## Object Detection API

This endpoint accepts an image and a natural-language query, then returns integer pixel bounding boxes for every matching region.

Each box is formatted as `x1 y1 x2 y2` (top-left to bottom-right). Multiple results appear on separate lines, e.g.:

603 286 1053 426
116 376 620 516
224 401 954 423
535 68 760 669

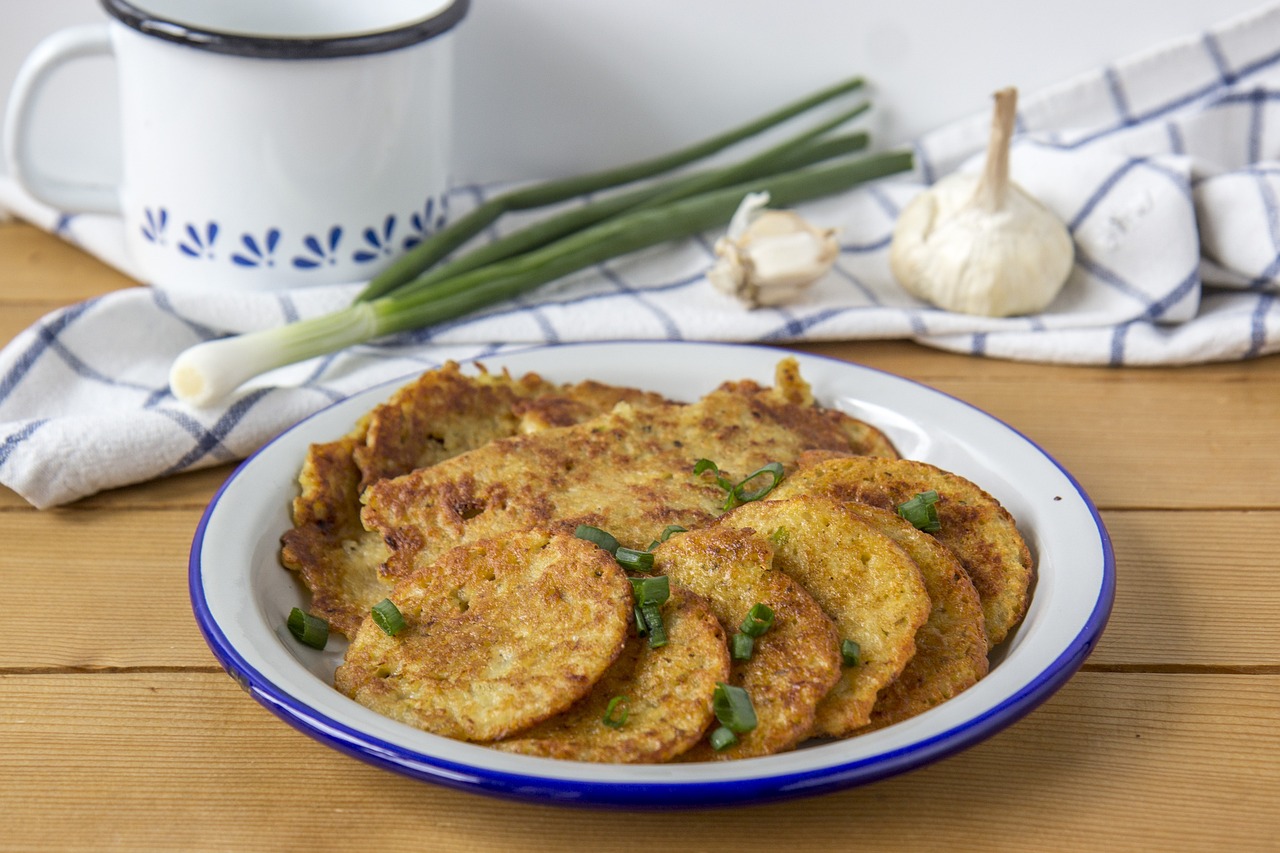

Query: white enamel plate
190 341 1114 807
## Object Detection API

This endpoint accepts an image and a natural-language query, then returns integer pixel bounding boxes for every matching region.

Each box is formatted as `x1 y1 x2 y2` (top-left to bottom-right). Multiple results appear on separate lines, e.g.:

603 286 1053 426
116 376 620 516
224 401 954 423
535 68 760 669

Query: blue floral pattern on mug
136 192 450 275
179 222 219 260
403 196 449 250
353 215 397 264
141 207 168 245
293 226 343 269
232 229 282 268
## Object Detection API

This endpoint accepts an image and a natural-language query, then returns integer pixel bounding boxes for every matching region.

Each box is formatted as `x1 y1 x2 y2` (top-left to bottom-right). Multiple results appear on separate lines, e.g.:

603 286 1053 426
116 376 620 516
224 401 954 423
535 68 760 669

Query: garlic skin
889 88 1074 317
708 192 840 308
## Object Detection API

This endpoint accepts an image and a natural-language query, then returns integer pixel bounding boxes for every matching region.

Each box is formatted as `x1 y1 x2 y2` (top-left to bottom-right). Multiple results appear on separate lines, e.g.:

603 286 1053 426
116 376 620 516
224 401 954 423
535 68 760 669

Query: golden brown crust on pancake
280 433 393 637
493 586 729 763
281 362 668 637
653 526 842 760
361 366 902 585
713 496 932 736
775 456 1033 646
353 362 560 492
512 380 668 433
361 401 725 583
839 504 989 729
334 530 631 742
709 358 899 462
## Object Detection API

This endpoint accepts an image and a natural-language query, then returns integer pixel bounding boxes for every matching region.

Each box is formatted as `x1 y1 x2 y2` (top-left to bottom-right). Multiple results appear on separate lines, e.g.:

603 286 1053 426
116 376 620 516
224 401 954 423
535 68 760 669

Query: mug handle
3 23 119 215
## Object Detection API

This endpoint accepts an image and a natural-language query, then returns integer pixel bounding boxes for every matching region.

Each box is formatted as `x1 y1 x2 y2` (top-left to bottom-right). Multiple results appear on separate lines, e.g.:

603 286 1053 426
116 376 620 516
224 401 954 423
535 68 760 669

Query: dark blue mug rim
99 0 469 59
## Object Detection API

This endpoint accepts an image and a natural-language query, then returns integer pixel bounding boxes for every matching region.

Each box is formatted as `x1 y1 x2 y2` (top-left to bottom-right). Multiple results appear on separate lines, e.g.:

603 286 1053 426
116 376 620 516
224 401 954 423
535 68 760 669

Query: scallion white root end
169 303 380 407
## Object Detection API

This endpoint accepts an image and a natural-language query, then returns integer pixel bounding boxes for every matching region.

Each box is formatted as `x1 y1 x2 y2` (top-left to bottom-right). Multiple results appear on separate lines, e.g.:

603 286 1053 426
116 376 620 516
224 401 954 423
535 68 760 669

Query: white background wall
0 0 1271 187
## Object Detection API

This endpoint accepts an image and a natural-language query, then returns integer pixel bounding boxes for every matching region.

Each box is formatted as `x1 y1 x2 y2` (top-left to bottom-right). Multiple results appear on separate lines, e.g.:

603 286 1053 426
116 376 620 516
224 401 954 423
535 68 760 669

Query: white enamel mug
3 0 467 291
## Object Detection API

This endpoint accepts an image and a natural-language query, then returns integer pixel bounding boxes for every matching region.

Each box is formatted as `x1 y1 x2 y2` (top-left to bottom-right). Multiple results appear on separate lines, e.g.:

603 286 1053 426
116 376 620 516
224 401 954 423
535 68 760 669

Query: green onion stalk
392 128 873 308
170 148 912 405
355 75 867 303
169 76 913 405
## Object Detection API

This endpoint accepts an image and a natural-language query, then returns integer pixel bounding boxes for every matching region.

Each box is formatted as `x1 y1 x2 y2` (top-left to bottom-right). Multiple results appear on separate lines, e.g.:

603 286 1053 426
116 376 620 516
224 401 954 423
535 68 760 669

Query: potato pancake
774 456 1033 645
712 496 932 736
493 586 729 763
353 364 667 491
704 358 898 463
334 530 631 742
281 361 664 636
839 504 989 729
274 357 1038 763
652 526 842 760
361 359 899 585
279 432 394 638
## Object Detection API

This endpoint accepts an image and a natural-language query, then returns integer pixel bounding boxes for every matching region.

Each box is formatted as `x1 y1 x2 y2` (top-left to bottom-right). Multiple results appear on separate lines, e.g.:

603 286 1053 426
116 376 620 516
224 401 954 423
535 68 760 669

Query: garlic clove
709 192 841 308
889 87 1074 318
725 191 771 240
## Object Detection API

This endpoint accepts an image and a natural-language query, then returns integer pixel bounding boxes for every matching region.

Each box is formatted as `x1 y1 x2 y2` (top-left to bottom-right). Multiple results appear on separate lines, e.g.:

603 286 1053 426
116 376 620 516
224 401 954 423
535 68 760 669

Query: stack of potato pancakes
280 358 1032 763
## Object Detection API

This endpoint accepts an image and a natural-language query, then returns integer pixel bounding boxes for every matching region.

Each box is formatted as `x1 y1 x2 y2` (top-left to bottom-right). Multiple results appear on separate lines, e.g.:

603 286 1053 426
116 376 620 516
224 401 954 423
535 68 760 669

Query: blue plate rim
188 340 1116 809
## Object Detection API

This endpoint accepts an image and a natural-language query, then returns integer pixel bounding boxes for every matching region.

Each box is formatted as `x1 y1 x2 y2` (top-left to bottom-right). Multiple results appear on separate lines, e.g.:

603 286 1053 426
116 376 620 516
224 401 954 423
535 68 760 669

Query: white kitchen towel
2 2 1280 507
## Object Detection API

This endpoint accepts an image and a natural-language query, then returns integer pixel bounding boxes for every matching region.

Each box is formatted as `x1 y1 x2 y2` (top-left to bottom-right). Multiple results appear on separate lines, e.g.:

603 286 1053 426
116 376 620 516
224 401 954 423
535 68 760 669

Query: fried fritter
652 526 842 760
492 586 729 763
841 504 989 729
774 456 1032 645
353 365 667 491
361 359 899 584
280 361 665 636
334 529 632 742
279 432 395 638
511 380 670 435
708 357 898 462
712 496 931 736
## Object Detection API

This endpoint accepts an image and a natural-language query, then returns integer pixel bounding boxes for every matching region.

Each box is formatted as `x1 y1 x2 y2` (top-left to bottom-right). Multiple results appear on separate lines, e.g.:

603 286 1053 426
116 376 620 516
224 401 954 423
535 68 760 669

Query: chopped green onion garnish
630 577 670 648
768 526 790 547
712 682 758 734
575 524 620 554
371 598 407 636
709 725 739 751
897 490 942 533
841 639 862 667
733 462 786 506
615 546 655 572
647 524 688 550
693 458 736 493
286 607 329 650
629 575 670 606
641 602 668 648
577 525 661 572
731 632 755 661
695 458 787 510
692 458 720 476
602 696 629 729
739 602 775 638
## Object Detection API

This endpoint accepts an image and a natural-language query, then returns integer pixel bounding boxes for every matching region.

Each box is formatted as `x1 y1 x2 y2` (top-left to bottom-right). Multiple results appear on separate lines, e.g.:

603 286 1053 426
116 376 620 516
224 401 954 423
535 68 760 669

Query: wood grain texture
0 507 214 670
0 222 136 301
4 507 1276 671
796 345 1280 511
1 218 1278 853
1087 511 1280 668
0 671 1275 852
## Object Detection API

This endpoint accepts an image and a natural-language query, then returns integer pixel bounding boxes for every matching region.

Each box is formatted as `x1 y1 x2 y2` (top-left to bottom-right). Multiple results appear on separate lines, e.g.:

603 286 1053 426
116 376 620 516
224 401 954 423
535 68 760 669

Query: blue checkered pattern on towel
2 2 1280 507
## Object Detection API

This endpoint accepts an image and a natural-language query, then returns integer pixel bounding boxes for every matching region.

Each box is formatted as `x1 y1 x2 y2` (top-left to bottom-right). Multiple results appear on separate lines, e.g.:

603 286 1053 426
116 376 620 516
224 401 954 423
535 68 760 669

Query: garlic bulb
889 87 1074 317
708 192 840 308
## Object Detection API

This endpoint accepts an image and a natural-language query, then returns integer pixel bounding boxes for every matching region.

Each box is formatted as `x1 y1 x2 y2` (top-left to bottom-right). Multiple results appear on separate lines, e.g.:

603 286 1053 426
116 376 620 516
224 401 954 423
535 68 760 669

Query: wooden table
2 220 1277 852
